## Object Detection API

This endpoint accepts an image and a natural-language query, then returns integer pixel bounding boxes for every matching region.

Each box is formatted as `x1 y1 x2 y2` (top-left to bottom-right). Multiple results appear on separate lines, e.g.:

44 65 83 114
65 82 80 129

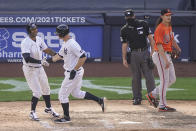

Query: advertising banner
0 14 104 25
0 26 103 62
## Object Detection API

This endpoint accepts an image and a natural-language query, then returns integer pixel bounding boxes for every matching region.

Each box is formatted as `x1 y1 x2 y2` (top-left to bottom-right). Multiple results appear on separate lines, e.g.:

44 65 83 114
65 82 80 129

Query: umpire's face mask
126 18 137 26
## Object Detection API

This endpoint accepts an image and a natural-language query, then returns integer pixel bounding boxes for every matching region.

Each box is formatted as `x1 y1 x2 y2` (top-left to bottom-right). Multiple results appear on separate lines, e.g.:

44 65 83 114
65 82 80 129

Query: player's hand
41 57 49 67
165 60 170 69
123 59 128 68
69 70 76 80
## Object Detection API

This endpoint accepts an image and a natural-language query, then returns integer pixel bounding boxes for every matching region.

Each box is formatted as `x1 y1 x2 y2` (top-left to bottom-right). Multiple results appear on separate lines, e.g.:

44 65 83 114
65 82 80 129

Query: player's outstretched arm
43 48 57 56
47 54 62 63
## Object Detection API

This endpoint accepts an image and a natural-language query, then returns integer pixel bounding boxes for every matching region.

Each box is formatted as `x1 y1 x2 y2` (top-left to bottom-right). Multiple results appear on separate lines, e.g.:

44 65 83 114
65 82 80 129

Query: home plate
119 121 142 124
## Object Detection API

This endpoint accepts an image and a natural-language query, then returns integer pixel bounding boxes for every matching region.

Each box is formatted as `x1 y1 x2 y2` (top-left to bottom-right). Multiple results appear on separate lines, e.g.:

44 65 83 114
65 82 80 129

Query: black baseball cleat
133 99 141 105
146 93 159 108
99 97 105 112
54 116 71 124
159 106 176 112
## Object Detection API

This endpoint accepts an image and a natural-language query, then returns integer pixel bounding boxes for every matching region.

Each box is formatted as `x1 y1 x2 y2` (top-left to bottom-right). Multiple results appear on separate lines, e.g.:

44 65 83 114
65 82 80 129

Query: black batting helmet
55 24 69 37
26 23 37 34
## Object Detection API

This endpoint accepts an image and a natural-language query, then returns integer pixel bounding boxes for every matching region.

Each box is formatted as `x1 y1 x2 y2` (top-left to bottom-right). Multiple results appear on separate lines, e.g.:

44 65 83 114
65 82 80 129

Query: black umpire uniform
120 9 156 105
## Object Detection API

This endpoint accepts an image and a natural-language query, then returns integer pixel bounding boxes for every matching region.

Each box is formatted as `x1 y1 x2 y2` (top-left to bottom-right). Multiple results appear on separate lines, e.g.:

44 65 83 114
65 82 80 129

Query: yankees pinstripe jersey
58 38 85 71
21 36 47 67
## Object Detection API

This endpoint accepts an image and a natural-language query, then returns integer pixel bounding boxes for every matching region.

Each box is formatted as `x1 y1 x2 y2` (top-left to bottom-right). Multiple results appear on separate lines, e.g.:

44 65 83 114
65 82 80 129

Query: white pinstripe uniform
21 36 50 98
58 38 86 103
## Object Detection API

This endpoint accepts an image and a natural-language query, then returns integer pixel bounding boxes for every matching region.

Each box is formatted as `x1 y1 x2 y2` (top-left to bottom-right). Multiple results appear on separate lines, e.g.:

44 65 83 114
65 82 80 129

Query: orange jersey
154 23 174 52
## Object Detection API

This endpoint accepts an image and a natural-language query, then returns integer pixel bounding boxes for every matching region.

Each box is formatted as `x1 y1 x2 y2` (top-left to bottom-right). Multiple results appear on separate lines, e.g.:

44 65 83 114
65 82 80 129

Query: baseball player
149 9 181 112
21 23 59 121
47 24 105 123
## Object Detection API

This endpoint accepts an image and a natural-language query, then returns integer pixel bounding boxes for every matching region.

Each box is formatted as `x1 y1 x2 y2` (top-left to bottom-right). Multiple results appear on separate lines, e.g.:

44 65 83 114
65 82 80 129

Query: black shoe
146 93 159 108
99 97 105 112
159 106 176 112
133 99 141 105
54 116 71 123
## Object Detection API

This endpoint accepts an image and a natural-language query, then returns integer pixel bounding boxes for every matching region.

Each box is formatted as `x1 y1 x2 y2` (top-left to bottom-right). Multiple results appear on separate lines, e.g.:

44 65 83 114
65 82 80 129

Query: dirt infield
0 62 196 77
0 100 196 131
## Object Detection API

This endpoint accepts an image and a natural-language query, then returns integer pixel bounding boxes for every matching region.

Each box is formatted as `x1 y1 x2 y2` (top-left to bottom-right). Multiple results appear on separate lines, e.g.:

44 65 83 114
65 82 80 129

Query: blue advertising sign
0 14 104 25
0 26 103 62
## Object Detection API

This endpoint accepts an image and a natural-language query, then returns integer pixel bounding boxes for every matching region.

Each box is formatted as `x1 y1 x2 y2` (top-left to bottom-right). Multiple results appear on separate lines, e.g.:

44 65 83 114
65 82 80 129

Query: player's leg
39 67 59 117
131 52 142 105
151 52 160 96
155 53 175 111
155 53 168 107
22 66 42 121
55 73 75 123
70 68 105 112
168 59 176 87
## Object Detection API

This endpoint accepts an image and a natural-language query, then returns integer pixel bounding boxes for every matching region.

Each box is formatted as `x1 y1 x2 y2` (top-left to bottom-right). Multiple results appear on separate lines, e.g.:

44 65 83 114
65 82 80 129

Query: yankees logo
64 48 68 55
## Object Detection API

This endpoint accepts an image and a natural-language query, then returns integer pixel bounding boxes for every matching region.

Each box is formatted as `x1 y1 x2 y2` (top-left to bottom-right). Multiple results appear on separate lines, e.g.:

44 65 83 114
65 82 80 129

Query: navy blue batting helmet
55 24 69 37
26 23 37 34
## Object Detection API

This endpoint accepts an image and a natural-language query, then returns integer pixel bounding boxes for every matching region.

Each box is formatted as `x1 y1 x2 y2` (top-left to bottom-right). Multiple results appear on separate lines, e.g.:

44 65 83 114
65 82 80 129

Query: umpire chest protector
121 19 150 49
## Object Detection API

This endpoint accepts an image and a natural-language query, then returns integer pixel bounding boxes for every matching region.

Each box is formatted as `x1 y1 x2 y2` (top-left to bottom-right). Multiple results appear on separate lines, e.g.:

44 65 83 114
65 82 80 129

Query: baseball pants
152 52 176 108
58 68 86 103
22 65 50 99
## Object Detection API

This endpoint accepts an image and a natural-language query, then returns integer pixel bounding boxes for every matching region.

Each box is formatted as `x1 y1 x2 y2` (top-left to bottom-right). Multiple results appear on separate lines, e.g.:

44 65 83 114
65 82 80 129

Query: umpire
121 9 156 105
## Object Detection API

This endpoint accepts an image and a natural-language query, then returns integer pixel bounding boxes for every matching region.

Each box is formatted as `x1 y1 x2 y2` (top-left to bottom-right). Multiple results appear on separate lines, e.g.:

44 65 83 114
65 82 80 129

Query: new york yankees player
47 24 105 123
21 23 59 121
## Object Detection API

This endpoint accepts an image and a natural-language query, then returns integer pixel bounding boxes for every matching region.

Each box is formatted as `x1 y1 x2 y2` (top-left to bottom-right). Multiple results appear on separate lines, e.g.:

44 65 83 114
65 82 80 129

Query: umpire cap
55 24 69 37
124 9 134 17
26 23 37 34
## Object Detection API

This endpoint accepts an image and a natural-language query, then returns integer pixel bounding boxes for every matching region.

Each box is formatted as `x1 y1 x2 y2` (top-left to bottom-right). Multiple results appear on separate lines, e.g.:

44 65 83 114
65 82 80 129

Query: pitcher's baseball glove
171 49 181 59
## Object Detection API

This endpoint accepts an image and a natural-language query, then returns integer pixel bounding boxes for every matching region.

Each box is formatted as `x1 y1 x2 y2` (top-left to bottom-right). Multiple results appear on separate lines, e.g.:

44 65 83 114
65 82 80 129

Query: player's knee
42 89 50 95
33 92 42 99
172 76 176 83
71 91 86 99
58 95 69 103
170 76 176 85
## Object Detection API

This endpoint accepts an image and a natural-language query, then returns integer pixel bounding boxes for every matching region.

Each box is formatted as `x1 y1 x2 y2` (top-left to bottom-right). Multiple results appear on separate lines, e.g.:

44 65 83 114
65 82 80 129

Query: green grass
0 77 195 101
